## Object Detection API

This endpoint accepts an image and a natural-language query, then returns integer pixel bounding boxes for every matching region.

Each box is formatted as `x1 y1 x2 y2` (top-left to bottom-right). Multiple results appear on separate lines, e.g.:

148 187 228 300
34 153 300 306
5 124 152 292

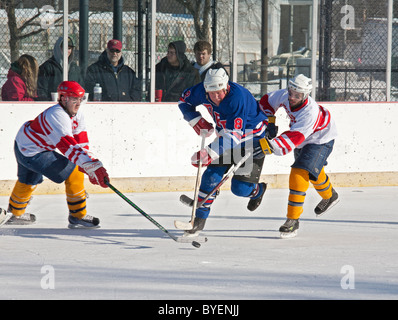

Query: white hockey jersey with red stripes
259 89 337 156
15 104 94 167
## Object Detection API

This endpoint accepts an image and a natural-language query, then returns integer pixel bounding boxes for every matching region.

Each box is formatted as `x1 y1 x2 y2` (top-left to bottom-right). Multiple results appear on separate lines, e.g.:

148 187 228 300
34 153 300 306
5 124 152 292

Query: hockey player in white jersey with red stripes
0 81 109 228
257 74 339 238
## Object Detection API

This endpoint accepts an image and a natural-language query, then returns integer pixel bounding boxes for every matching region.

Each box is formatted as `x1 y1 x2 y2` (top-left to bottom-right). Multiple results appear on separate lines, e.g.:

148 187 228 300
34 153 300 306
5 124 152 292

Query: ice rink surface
1 186 397 300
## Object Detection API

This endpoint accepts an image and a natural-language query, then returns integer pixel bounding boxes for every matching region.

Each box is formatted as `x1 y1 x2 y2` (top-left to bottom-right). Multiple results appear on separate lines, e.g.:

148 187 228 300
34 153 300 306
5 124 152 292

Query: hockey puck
192 241 201 248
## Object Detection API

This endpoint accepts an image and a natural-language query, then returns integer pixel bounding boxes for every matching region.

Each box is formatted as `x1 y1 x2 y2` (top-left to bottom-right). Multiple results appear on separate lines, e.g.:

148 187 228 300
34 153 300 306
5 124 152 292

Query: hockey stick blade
174 219 193 230
180 194 194 207
176 235 208 244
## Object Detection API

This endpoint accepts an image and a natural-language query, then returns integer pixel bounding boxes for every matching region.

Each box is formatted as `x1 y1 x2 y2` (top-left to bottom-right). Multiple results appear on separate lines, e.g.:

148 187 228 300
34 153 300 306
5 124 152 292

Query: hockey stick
174 135 206 231
105 179 205 248
178 151 252 209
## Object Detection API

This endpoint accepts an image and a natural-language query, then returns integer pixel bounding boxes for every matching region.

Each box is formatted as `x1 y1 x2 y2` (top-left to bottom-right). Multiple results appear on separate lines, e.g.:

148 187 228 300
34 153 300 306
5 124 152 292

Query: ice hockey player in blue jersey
178 68 269 235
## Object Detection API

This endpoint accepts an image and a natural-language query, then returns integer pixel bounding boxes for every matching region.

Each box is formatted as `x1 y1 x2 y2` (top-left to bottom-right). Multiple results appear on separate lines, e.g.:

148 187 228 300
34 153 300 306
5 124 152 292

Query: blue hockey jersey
178 81 267 158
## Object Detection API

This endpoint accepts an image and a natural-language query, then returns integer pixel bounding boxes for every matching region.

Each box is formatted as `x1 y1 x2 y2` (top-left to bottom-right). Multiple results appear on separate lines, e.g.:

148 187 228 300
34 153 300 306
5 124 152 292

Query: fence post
386 0 393 101
261 0 268 94
231 0 238 82
311 0 318 99
150 0 156 103
79 0 89 78
212 0 217 62
63 0 69 81
138 0 144 88
113 0 123 41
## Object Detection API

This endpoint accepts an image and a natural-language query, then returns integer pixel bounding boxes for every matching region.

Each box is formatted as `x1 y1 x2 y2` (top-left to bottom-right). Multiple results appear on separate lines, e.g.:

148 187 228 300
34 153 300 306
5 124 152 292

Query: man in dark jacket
155 41 200 102
37 37 84 101
85 39 141 102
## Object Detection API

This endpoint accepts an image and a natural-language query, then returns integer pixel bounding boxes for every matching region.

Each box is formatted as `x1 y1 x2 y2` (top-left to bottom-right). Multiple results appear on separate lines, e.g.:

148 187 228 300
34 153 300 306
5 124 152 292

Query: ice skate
183 217 206 237
0 208 12 226
279 218 299 239
6 212 36 225
314 188 339 217
68 214 100 229
247 183 267 211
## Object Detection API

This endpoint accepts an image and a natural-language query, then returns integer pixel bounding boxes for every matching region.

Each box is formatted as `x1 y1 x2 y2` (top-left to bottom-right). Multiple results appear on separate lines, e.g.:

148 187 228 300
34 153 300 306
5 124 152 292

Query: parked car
267 52 308 79
242 48 311 82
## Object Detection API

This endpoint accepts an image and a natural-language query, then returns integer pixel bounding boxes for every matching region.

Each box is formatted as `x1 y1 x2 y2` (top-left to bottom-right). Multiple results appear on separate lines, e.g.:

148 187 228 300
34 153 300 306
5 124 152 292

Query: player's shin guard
287 168 310 220
65 166 87 219
195 189 217 219
311 167 333 200
8 180 37 216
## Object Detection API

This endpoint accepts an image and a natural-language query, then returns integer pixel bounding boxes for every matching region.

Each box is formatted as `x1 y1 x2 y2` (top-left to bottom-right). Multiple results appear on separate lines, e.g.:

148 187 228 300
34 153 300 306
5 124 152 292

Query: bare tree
1 0 63 62
174 0 212 41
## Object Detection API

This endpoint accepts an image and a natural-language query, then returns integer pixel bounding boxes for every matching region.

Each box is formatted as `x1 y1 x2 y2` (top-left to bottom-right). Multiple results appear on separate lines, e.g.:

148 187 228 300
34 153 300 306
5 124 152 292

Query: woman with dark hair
1 54 38 101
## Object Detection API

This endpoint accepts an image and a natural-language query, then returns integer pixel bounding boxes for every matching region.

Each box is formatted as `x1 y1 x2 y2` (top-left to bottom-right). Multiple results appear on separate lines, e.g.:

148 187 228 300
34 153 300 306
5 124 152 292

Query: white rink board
0 101 397 180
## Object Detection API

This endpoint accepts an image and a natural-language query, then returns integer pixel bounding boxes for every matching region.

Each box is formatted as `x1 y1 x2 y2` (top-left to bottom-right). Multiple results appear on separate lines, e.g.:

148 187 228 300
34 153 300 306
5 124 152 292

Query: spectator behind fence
85 39 141 102
1 54 38 101
37 36 83 101
193 40 225 81
155 41 200 102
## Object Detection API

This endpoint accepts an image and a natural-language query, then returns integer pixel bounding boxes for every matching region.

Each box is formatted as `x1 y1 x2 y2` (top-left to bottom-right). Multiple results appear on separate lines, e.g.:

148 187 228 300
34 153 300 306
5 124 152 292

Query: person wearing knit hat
155 41 200 102
37 36 83 101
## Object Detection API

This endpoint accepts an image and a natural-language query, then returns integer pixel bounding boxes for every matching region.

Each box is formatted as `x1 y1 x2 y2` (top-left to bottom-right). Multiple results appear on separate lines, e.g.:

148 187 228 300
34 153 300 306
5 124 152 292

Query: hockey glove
191 148 214 167
265 116 278 139
80 160 109 188
189 116 214 137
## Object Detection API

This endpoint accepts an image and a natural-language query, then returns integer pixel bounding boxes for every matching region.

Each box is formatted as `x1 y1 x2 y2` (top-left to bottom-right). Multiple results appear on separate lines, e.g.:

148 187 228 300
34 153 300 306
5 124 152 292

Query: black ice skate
314 188 339 217
279 218 299 239
68 214 100 229
247 183 267 211
183 217 206 237
6 212 36 225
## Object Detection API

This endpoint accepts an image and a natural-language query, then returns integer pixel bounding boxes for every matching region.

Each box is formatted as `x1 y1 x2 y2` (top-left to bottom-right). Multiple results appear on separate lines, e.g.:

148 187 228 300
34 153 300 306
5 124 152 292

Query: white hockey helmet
204 68 229 92
288 74 312 98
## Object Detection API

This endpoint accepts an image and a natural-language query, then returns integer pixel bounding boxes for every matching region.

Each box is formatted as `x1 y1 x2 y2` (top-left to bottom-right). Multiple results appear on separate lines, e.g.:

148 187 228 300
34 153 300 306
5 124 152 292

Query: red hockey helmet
57 81 85 98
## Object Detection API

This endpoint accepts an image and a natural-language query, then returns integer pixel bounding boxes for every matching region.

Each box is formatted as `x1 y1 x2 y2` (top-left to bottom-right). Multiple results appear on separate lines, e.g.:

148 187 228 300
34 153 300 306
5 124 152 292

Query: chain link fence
237 2 313 99
0 0 217 101
318 0 398 101
0 0 397 102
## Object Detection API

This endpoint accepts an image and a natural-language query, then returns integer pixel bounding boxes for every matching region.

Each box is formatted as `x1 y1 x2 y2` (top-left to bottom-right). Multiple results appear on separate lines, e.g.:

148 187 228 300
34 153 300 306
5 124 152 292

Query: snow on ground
0 186 397 300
